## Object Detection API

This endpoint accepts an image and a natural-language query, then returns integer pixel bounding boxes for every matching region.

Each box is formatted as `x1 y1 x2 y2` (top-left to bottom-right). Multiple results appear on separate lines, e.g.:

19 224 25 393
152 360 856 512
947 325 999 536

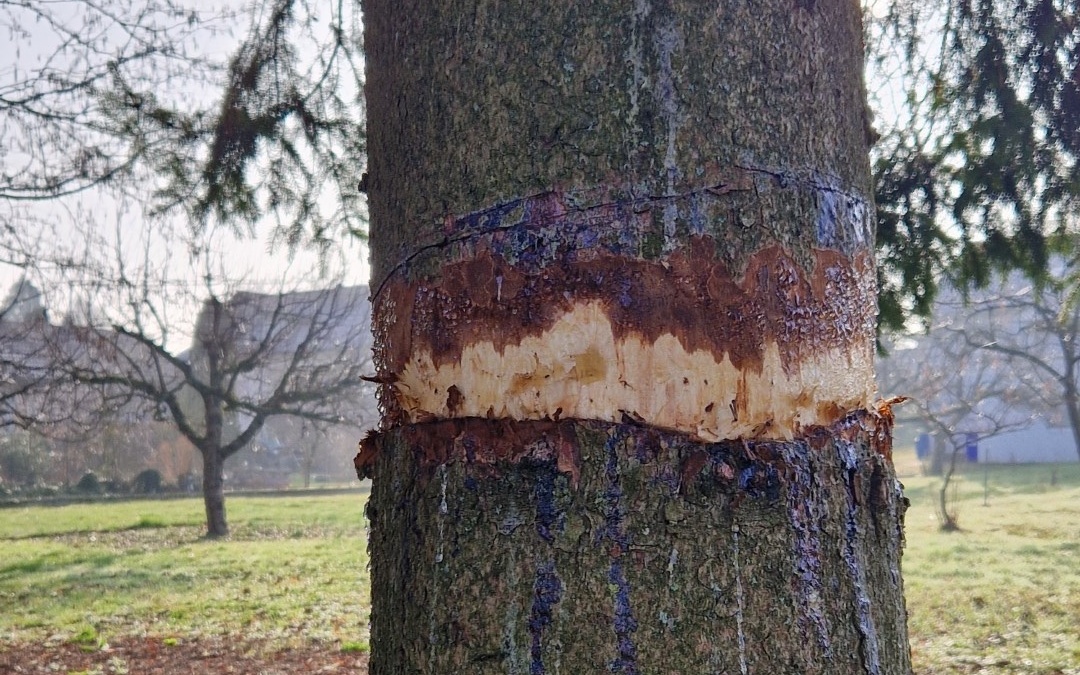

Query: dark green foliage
131 469 164 494
142 0 368 249
76 472 102 494
0 446 45 488
872 0 1080 332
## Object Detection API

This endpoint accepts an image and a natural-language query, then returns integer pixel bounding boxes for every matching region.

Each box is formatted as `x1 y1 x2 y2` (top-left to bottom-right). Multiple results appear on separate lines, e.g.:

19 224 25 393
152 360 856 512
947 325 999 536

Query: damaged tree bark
361 0 911 672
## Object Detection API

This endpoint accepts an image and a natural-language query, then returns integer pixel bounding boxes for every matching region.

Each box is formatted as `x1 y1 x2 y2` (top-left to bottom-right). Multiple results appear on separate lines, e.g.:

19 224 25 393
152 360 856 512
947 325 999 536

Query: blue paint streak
608 559 639 674
528 462 567 674
783 443 833 657
596 430 639 674
738 466 755 491
534 464 564 543
816 190 839 247
451 198 524 236
688 193 707 235
529 560 564 675
837 441 882 675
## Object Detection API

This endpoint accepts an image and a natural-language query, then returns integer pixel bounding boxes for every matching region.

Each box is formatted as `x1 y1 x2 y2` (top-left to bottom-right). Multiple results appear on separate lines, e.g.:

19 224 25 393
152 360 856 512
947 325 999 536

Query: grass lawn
899 458 1080 674
0 491 372 671
0 461 1077 674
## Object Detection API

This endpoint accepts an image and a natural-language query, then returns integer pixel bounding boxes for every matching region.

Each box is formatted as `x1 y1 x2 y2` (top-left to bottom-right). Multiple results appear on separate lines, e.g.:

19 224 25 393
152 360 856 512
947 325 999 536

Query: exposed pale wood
393 300 875 441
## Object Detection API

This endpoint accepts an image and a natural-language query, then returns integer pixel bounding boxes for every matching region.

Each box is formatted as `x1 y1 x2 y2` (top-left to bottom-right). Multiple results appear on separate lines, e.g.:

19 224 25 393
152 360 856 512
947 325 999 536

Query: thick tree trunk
201 447 229 538
362 0 911 672
369 418 907 674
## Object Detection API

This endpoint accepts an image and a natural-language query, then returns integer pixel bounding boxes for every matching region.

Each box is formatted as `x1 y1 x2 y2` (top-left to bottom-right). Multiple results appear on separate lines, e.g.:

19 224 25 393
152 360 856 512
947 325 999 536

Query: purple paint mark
618 278 634 309
599 429 640 675
579 228 600 249
376 165 876 305
735 455 781 500
529 560 563 675
837 441 882 675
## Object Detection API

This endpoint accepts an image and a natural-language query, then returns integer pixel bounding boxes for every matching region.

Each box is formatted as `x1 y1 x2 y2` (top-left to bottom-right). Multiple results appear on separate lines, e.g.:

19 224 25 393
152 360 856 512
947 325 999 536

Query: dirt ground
0 636 369 674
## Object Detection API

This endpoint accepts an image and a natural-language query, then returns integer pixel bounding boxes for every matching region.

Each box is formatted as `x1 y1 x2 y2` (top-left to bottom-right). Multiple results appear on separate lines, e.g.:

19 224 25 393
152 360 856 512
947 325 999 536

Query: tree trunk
1063 383 1080 463
368 418 908 673
363 0 911 672
937 442 962 531
202 395 229 538
201 447 229 538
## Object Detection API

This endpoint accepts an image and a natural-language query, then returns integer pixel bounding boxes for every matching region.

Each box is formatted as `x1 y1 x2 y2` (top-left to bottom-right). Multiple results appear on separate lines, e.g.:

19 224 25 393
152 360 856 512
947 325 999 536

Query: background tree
877 315 1044 529
21 223 375 537
867 0 1080 330
954 271 1080 462
3 0 369 524
362 0 909 672
1 0 366 253
0 0 230 203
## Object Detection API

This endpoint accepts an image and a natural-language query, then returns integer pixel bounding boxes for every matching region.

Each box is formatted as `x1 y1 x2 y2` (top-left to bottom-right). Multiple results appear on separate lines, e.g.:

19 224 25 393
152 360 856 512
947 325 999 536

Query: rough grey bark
367 418 908 674
364 0 874 286
362 0 911 672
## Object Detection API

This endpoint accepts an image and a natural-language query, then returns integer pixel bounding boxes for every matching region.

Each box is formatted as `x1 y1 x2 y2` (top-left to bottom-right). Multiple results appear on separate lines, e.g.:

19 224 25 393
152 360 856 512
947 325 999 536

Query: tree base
366 415 912 674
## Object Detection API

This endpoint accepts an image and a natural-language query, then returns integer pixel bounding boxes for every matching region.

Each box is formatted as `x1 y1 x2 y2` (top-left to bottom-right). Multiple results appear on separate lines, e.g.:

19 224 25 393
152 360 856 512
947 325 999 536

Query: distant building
976 422 1078 464
1 279 379 490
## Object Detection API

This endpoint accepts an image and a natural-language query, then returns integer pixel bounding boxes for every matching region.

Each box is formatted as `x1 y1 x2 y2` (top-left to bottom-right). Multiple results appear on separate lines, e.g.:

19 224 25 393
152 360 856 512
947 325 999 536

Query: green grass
1 461 1077 674
898 455 1080 674
0 492 370 649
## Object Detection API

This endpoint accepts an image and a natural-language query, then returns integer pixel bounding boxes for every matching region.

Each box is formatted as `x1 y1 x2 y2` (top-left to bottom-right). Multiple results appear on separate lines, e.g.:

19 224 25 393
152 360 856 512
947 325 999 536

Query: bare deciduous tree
16 223 374 536
2 0 366 250
878 303 1047 530
956 273 1080 463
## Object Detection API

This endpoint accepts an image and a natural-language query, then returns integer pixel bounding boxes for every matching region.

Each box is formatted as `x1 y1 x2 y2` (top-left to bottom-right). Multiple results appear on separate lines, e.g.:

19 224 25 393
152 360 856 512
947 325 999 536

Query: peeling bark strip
372 181 877 441
366 417 911 674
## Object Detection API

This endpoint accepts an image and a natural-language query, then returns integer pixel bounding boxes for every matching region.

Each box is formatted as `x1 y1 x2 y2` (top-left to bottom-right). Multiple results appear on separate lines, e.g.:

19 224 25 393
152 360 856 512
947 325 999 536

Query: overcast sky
0 0 371 349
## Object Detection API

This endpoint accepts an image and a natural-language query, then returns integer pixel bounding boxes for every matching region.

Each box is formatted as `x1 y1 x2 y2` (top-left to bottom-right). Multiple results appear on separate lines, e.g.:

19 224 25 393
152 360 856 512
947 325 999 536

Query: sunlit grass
1 461 1077 674
0 492 370 648
899 454 1080 674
